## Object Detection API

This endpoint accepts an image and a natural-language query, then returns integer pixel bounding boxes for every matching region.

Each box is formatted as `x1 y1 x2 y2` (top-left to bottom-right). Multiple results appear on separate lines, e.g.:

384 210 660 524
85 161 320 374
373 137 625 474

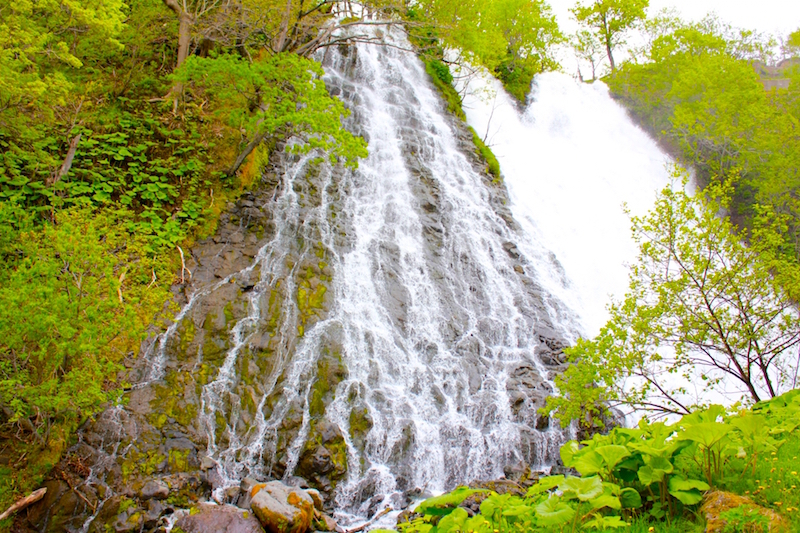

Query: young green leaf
560 475 604 501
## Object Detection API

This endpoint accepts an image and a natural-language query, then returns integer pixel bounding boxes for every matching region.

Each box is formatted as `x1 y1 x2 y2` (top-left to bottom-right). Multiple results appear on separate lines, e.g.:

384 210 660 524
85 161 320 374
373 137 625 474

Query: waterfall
59 23 682 533
143 24 585 523
460 72 674 336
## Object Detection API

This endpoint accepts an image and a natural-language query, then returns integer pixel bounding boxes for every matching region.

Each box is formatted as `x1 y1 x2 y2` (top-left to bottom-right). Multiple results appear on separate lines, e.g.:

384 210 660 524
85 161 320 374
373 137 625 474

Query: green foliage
719 505 770 533
417 487 488 516
1 105 216 252
419 59 502 182
545 168 800 423
407 0 563 101
369 392 800 533
400 470 635 532
607 15 800 269
175 52 367 170
0 0 126 123
470 128 502 181
424 60 466 121
0 206 172 429
571 0 649 70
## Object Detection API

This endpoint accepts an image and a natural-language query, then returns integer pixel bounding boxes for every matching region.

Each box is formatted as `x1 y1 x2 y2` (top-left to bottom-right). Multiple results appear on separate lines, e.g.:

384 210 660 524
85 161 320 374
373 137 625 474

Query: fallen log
0 487 47 521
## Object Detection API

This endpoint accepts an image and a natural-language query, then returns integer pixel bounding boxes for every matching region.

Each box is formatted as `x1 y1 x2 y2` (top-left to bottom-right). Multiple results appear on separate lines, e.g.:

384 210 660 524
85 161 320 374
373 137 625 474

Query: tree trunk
275 0 294 52
177 13 193 69
605 41 615 71
228 132 265 176
163 0 195 111
0 488 47 521
49 133 82 185
601 13 616 71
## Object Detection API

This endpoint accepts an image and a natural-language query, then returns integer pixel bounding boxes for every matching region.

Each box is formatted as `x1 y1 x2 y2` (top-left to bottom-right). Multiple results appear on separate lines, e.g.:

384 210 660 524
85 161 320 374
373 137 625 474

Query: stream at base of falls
25 24 678 533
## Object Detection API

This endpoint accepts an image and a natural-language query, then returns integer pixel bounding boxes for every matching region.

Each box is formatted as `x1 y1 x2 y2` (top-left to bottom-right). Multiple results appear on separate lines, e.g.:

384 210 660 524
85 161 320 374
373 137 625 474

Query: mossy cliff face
22 150 355 531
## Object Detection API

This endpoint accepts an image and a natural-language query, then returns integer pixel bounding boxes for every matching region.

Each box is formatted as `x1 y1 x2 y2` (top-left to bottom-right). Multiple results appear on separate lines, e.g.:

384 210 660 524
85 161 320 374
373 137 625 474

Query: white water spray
460 72 674 337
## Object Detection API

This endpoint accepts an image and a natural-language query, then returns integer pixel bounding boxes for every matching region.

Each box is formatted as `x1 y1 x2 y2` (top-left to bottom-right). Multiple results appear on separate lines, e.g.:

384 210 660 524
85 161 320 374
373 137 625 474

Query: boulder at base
249 481 315 533
175 503 264 533
700 491 787 532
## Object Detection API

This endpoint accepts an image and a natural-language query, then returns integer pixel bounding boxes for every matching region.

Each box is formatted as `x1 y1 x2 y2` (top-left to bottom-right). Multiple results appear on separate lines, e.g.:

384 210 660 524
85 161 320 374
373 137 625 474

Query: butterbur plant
397 474 634 533
390 393 800 532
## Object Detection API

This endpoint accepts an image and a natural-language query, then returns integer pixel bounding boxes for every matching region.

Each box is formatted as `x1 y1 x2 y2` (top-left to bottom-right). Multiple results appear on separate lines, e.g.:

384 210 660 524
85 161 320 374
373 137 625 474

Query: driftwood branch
0 488 47 521
61 476 95 513
228 131 265 176
345 507 391 533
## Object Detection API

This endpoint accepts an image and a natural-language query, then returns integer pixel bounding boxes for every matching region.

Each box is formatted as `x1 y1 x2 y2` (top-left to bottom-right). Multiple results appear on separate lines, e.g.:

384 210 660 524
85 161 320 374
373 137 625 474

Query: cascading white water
459 72 674 337
314 29 579 520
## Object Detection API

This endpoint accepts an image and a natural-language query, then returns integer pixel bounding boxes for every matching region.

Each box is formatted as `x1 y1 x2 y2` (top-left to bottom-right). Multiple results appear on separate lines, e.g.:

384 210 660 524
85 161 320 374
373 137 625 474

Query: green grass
623 516 702 533
469 127 502 181
719 432 800 532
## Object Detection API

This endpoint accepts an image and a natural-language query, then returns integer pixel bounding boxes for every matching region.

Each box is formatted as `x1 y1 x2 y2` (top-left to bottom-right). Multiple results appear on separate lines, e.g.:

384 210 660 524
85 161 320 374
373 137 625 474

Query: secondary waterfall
460 72 674 337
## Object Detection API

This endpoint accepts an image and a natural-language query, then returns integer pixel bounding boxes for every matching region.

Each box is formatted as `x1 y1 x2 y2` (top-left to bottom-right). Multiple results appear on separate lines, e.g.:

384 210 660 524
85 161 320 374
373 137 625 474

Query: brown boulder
175 503 264 533
249 481 315 533
700 491 787 532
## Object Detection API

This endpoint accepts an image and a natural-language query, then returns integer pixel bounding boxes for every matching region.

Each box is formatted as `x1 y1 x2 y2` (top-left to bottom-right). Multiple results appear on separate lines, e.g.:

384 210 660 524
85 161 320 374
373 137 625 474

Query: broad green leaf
501 504 534 518
602 482 621 496
668 477 709 506
668 477 709 492
435 507 468 532
418 487 485 516
669 489 704 506
535 497 576 526
463 515 493 533
571 450 605 476
526 475 564 497
560 440 580 467
595 445 631 470
730 414 763 438
637 457 673 485
620 488 643 509
583 515 630 530
647 455 674 473
676 422 731 449
588 494 621 510
560 475 603 501
479 493 513 519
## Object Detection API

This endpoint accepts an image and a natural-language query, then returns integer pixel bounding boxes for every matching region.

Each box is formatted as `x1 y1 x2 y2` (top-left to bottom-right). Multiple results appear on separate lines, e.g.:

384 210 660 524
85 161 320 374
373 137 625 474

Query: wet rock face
24 153 343 531
295 420 348 502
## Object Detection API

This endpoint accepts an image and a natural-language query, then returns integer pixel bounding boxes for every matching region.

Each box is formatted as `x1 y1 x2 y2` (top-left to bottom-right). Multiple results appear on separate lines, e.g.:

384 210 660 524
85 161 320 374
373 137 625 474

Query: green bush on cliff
0 205 172 430
470 128 502 181
0 204 176 516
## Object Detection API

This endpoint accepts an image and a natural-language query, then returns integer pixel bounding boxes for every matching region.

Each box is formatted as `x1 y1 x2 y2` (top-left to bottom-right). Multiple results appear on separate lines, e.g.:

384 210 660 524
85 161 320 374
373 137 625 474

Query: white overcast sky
548 0 800 38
